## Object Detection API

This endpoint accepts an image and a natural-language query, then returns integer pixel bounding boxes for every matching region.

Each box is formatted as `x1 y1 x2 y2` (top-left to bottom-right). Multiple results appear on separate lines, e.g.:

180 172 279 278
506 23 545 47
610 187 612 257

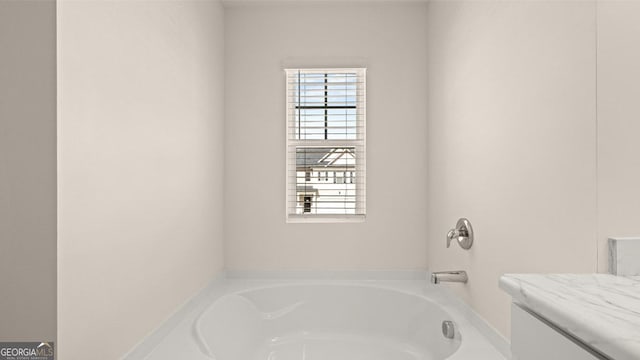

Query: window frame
285 68 367 223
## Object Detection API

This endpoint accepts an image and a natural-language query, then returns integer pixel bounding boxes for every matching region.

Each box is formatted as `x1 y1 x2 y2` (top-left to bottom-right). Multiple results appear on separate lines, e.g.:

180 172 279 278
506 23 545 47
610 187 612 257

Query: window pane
294 147 358 215
292 71 360 141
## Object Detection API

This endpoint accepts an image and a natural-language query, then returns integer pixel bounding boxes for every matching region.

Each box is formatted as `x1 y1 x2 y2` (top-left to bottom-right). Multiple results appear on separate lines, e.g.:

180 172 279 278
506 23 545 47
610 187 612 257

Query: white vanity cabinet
511 304 605 360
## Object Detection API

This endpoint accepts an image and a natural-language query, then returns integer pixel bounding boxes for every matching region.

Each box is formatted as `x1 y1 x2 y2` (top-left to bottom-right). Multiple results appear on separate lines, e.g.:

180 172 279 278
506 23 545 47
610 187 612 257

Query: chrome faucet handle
446 218 474 250
446 229 459 248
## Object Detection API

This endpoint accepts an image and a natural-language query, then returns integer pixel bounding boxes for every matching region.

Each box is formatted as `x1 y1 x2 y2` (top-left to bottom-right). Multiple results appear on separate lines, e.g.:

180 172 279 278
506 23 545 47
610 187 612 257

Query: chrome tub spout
431 271 468 284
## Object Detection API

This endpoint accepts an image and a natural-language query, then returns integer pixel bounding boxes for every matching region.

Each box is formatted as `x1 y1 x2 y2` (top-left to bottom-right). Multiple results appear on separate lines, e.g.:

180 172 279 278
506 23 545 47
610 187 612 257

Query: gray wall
0 0 57 342
58 1 226 358
224 3 429 271
427 1 597 338
427 0 640 339
596 1 640 272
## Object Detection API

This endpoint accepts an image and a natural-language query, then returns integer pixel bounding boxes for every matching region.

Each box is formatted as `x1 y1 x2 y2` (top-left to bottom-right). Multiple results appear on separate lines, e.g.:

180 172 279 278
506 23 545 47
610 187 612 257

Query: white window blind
286 68 366 222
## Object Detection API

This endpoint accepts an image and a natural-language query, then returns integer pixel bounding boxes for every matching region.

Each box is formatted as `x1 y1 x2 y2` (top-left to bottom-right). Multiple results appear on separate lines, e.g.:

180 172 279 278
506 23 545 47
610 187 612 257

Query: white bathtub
132 279 507 360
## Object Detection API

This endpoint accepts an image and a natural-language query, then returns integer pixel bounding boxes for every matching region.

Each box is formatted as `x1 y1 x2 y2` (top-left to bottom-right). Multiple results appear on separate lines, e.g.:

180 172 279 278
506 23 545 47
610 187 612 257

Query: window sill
286 214 366 224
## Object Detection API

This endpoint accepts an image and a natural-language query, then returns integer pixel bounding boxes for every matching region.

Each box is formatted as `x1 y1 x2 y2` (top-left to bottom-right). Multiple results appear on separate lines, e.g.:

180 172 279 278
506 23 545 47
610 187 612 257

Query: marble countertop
499 274 640 360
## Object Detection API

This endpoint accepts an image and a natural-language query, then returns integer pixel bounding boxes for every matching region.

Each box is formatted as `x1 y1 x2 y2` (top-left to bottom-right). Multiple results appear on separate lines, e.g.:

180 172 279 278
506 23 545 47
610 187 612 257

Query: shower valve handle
446 218 474 250
446 229 459 248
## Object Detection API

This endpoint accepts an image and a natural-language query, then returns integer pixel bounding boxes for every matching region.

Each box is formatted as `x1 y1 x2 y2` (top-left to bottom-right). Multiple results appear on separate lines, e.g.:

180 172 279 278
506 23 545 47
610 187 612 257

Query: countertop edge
498 273 640 360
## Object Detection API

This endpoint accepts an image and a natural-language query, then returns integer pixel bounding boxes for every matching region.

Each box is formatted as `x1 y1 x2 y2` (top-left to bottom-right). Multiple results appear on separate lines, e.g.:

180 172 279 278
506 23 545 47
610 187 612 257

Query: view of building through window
296 147 357 214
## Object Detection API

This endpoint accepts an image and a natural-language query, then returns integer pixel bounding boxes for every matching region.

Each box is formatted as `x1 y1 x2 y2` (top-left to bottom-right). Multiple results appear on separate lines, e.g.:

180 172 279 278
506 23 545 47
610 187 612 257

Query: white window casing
286 68 366 223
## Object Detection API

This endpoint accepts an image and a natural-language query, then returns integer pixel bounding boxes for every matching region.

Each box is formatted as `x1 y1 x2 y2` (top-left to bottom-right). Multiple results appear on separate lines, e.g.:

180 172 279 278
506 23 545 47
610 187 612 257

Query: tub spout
431 271 468 284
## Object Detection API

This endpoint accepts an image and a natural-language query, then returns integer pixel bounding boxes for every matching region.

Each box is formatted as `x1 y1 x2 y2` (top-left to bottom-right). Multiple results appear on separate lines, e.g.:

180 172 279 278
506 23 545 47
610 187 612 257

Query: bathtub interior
195 284 462 360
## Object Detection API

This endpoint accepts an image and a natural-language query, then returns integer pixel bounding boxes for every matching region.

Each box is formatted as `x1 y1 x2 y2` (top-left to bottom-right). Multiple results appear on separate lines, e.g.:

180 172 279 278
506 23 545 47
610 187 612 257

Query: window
286 68 366 222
